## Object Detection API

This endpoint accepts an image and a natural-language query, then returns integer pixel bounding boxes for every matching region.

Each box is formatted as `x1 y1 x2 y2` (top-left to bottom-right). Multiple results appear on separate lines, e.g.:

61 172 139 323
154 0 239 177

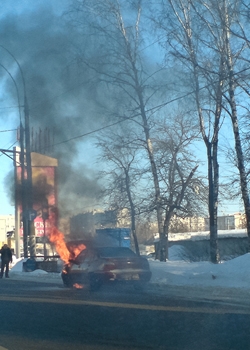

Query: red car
61 246 152 291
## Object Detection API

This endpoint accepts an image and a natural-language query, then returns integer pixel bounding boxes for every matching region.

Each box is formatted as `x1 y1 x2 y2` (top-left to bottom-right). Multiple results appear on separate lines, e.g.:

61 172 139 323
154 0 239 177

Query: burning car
61 246 152 291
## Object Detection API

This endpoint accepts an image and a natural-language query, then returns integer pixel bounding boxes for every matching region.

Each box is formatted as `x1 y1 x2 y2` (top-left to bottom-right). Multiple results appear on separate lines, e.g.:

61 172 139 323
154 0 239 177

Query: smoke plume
0 0 110 216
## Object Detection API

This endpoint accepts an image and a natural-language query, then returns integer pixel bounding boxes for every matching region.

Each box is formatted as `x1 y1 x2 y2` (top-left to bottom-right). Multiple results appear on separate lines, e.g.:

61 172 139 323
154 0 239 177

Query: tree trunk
163 212 171 261
133 70 164 259
224 1 250 251
117 10 164 259
208 143 220 263
162 165 199 261
125 169 140 255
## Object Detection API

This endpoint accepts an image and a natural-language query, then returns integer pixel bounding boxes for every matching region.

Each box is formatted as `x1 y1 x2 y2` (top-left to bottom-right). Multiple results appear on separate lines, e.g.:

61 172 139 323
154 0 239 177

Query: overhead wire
44 64 250 148
1 39 250 148
0 128 17 132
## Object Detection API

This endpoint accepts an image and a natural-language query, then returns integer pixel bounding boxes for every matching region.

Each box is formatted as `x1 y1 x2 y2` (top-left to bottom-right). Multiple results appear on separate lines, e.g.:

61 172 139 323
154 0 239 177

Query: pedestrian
0 244 12 278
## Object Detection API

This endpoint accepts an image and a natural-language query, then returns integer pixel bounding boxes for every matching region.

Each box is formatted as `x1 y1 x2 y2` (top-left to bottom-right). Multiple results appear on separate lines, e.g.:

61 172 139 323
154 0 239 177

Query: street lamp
0 45 35 258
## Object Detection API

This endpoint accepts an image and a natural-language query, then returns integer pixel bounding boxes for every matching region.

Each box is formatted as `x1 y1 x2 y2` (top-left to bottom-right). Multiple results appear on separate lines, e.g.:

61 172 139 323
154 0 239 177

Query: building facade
0 214 15 247
171 213 245 233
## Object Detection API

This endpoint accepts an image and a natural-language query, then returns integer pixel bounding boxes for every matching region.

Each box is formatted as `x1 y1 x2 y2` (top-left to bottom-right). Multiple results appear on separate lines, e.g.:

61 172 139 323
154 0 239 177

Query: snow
7 246 250 305
154 229 248 242
9 258 61 281
149 254 250 289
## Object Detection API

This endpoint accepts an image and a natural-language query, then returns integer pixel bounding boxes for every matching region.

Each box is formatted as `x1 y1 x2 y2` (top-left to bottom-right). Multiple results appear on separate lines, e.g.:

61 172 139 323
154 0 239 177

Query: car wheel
88 273 102 291
61 274 72 288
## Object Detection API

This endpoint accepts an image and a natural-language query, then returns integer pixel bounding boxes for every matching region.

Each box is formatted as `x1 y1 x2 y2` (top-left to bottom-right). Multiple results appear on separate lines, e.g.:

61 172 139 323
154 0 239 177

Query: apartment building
0 214 15 246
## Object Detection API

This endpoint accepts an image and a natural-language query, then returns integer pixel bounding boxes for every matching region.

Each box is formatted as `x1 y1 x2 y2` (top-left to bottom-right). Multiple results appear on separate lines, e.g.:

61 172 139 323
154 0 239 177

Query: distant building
171 213 245 233
204 215 235 231
169 215 206 233
182 216 206 232
70 210 247 243
234 212 246 229
116 208 131 227
0 215 15 246
70 209 119 239
70 208 132 240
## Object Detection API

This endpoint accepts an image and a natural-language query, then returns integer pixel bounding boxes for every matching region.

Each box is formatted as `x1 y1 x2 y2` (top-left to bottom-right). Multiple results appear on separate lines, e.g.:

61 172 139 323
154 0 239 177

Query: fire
73 283 84 289
48 226 71 263
68 243 86 261
48 225 86 264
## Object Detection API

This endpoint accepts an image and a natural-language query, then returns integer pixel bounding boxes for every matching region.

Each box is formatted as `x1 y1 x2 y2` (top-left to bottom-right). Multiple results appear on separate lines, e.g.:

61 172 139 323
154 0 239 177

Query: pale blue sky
0 127 17 214
0 0 245 219
0 0 66 215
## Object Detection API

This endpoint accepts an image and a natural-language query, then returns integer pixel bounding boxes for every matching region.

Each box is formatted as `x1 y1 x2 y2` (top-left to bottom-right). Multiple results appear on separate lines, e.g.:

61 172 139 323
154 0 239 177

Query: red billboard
15 152 58 237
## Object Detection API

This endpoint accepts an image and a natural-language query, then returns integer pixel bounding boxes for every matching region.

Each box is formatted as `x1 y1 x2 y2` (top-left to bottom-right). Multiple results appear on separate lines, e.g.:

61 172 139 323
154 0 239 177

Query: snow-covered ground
8 246 250 306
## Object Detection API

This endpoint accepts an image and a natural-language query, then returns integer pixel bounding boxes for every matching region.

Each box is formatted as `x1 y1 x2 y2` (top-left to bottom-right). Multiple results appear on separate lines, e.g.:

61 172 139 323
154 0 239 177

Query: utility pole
0 45 36 258
20 123 29 258
24 95 36 257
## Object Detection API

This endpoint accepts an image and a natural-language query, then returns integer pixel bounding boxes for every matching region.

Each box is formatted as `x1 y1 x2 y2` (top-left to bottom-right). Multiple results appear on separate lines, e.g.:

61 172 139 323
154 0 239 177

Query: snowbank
149 253 250 289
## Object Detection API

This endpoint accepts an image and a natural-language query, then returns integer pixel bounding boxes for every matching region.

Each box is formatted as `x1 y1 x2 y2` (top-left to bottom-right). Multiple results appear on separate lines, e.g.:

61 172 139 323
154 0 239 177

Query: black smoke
0 1 110 215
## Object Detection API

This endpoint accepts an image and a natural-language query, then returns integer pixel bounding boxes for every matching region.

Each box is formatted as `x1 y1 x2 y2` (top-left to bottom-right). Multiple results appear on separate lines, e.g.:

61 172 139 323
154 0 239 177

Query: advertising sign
15 152 58 238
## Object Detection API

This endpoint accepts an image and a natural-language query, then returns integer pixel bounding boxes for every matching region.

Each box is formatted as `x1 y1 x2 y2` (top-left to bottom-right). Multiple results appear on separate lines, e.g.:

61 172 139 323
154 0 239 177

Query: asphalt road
0 279 249 350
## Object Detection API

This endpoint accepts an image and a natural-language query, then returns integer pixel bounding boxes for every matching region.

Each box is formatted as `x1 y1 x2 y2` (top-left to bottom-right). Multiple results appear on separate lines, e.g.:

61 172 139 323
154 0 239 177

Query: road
0 279 249 350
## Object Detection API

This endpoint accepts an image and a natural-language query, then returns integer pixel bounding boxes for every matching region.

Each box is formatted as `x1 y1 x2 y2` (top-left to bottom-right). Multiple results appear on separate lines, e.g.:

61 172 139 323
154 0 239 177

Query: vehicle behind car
61 246 151 291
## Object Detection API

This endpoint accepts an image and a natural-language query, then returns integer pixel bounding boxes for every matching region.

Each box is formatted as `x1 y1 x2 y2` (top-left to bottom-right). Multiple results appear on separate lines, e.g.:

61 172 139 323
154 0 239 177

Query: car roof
96 247 136 257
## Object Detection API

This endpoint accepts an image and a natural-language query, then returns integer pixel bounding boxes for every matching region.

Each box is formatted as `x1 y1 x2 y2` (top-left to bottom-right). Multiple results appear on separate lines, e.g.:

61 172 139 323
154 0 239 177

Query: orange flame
48 225 86 264
73 283 84 289
67 243 86 260
48 226 71 263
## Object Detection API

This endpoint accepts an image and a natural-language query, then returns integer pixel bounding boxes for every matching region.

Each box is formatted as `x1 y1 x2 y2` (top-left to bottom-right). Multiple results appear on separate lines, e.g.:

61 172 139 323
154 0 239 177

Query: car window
97 247 136 258
84 250 97 262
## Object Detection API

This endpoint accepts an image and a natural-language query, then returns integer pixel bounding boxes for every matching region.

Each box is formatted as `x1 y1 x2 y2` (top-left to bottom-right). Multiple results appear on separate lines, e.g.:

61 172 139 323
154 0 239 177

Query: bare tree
187 0 250 250
154 113 208 259
96 129 143 255
220 0 250 249
67 0 170 260
154 0 229 262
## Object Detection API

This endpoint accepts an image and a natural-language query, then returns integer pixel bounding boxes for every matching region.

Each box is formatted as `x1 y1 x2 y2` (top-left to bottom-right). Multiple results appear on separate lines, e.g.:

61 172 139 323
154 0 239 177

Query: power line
0 128 17 133
2 46 250 148
0 105 21 110
37 63 250 148
52 68 250 148
52 119 128 147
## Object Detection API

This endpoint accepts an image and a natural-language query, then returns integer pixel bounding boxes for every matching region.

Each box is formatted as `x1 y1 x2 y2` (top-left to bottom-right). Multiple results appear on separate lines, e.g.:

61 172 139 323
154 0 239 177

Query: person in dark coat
0 244 12 278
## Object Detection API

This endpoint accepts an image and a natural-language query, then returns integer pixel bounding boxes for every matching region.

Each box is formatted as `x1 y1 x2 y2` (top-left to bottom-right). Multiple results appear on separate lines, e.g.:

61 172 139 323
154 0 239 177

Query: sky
0 123 17 215
0 0 104 216
0 0 245 219
9 247 250 303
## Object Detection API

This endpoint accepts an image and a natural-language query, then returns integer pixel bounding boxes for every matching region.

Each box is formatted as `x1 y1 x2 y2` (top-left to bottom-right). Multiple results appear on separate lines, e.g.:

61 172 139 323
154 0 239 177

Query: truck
95 228 131 248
